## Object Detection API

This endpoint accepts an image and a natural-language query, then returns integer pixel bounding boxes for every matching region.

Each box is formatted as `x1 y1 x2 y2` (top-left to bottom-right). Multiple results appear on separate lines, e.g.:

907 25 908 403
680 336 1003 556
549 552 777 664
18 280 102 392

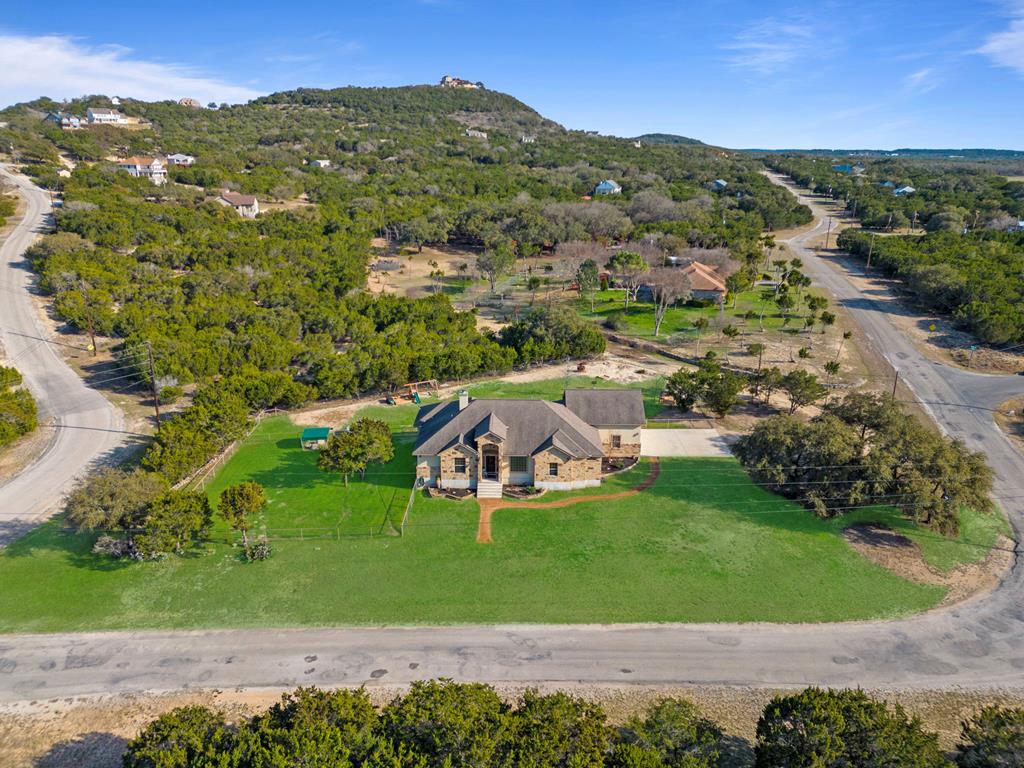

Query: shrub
245 536 272 562
957 705 1024 767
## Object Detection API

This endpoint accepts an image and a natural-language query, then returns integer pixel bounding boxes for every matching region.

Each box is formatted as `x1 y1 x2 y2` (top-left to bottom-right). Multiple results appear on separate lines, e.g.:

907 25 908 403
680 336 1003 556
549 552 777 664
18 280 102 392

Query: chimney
458 390 469 411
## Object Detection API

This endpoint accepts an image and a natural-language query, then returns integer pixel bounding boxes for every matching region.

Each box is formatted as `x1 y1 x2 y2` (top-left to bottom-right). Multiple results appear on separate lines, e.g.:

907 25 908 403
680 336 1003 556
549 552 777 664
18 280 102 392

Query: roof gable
414 398 602 458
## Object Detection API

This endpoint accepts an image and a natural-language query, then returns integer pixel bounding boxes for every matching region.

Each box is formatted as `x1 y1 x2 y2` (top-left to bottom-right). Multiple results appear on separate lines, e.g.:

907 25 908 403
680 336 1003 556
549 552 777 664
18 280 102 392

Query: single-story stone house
413 388 645 497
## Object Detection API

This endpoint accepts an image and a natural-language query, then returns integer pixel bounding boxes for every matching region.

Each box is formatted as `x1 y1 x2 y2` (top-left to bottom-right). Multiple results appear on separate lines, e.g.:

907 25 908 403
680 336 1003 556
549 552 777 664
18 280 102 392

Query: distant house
879 180 896 188
218 191 260 218
87 108 127 125
440 75 482 89
45 111 83 130
832 163 854 173
110 97 121 106
413 388 645 496
178 97 202 108
117 156 167 185
679 261 727 301
594 179 622 196
711 179 729 191
520 135 536 144
894 186 916 197
464 128 488 139
309 159 331 168
166 153 195 166
1010 220 1024 233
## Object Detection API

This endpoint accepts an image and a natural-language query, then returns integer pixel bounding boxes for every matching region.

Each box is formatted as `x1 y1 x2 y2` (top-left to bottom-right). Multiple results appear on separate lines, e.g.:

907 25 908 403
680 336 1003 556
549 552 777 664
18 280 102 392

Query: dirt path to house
475 459 660 543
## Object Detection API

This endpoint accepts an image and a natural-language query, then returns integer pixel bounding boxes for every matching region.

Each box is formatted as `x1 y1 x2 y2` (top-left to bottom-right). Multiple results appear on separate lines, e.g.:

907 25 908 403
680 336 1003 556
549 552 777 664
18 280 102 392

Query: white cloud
978 3 1024 75
0 33 261 107
723 18 815 75
903 67 939 93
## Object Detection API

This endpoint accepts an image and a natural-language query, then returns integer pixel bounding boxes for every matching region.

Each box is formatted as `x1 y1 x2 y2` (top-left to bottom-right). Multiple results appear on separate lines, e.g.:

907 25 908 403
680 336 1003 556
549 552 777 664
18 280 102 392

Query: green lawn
0 378 1003 631
3 398 1005 629
577 289 819 342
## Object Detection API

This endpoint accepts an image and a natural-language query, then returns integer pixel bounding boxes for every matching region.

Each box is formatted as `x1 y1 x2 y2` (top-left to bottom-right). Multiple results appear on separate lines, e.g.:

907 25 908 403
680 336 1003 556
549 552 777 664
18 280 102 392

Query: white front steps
476 479 503 499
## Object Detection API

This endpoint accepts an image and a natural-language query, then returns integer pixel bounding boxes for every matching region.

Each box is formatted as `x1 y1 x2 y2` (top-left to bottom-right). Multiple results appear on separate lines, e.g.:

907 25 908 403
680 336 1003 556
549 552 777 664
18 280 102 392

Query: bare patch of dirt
5 684 1024 767
996 396 1024 453
843 524 1014 607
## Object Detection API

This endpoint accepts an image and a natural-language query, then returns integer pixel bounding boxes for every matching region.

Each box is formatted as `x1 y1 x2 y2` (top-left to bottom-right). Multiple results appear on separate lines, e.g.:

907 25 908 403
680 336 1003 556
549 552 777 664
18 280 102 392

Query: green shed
300 426 332 450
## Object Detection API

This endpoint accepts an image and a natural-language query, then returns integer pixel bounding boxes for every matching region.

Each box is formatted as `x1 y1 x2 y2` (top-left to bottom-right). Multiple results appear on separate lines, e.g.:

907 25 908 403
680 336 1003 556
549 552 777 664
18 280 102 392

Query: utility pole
885 212 894 232
890 369 900 403
866 232 876 270
824 216 833 249
80 280 97 356
145 341 161 430
967 344 977 369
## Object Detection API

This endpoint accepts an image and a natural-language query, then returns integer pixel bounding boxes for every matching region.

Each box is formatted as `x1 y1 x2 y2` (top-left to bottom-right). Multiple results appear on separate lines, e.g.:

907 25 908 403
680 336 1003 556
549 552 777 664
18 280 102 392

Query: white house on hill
118 156 167 185
166 153 195 166
87 108 127 125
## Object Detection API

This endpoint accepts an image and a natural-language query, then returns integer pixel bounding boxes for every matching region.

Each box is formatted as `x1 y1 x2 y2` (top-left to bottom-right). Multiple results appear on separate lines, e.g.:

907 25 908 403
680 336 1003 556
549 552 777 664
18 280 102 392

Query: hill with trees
0 85 811 489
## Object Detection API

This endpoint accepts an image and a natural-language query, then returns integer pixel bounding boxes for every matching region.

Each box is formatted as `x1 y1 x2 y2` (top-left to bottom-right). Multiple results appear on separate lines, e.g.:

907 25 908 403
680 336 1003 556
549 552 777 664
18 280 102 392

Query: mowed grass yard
576 288 822 342
0 379 1006 631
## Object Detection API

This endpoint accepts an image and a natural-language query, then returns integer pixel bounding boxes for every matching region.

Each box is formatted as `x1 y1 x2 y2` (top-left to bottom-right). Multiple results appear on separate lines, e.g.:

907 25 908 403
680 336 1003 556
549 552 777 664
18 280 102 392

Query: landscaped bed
0 381 1007 632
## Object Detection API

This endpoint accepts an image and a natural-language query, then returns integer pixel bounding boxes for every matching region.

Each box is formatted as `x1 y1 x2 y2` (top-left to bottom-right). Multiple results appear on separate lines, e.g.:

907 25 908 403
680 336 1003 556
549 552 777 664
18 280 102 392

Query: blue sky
2 0 1023 149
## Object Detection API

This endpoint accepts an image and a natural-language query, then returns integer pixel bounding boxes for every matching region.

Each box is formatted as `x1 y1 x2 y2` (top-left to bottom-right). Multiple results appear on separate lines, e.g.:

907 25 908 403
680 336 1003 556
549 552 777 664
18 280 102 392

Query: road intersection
2 174 1024 703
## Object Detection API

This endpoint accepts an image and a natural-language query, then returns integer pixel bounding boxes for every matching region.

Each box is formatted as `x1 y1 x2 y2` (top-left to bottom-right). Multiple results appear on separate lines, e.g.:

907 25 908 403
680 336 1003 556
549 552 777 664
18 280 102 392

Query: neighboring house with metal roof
413 388 645 496
594 179 622 195
894 185 916 197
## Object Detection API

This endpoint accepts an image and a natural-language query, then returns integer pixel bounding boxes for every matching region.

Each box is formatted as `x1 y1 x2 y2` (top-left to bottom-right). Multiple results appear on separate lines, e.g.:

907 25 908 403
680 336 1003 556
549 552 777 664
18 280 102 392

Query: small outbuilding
300 427 332 450
594 179 622 195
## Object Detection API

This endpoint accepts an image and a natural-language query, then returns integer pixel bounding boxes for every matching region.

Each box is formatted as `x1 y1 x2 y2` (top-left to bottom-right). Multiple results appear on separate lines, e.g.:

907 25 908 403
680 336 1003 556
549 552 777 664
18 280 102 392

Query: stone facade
598 427 642 458
436 445 478 489
532 448 602 490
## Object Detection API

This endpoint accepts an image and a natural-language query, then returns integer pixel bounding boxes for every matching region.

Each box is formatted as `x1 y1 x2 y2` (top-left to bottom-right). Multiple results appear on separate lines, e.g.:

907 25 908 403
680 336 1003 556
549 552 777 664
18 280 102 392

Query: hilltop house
894 186 916 197
520 134 536 144
117 156 167 185
594 179 622 195
465 128 488 139
178 97 202 108
309 159 331 168
414 389 645 497
45 111 83 129
218 191 260 218
440 75 482 89
166 153 195 166
87 108 127 125
879 180 896 189
711 179 729 191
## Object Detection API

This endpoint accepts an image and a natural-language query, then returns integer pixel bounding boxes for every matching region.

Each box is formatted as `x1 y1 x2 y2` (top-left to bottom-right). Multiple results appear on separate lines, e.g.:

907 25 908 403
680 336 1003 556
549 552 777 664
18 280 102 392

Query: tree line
123 680 1024 767
734 392 993 535
837 229 1024 344
0 365 37 450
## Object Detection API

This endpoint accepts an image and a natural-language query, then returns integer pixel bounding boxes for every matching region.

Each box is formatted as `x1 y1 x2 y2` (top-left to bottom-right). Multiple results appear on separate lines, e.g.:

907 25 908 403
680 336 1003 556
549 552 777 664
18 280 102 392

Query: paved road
0 165 126 545
3 176 1024 702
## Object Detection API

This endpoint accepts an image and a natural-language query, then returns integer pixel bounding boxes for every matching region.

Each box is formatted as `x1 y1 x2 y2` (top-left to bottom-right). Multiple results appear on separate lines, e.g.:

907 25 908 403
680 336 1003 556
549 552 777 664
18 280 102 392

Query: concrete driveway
640 428 732 457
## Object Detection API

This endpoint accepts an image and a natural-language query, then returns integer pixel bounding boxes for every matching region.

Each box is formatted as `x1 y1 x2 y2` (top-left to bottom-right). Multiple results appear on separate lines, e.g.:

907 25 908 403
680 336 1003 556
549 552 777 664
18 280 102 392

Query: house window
611 435 622 449
454 458 467 474
548 462 559 477
510 456 528 473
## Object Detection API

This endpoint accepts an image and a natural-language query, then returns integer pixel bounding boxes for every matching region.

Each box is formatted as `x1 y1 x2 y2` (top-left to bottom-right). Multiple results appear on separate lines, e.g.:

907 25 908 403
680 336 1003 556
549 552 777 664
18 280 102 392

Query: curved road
0 165 126 545
2 176 1024 702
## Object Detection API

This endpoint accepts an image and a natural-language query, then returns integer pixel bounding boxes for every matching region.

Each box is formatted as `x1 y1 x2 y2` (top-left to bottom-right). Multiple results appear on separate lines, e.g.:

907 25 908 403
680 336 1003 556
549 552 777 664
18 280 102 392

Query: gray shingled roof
563 389 645 428
414 398 603 458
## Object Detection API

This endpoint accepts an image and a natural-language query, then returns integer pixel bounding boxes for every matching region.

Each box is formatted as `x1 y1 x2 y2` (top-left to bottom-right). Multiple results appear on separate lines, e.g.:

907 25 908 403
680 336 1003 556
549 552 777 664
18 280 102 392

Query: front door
483 453 498 479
